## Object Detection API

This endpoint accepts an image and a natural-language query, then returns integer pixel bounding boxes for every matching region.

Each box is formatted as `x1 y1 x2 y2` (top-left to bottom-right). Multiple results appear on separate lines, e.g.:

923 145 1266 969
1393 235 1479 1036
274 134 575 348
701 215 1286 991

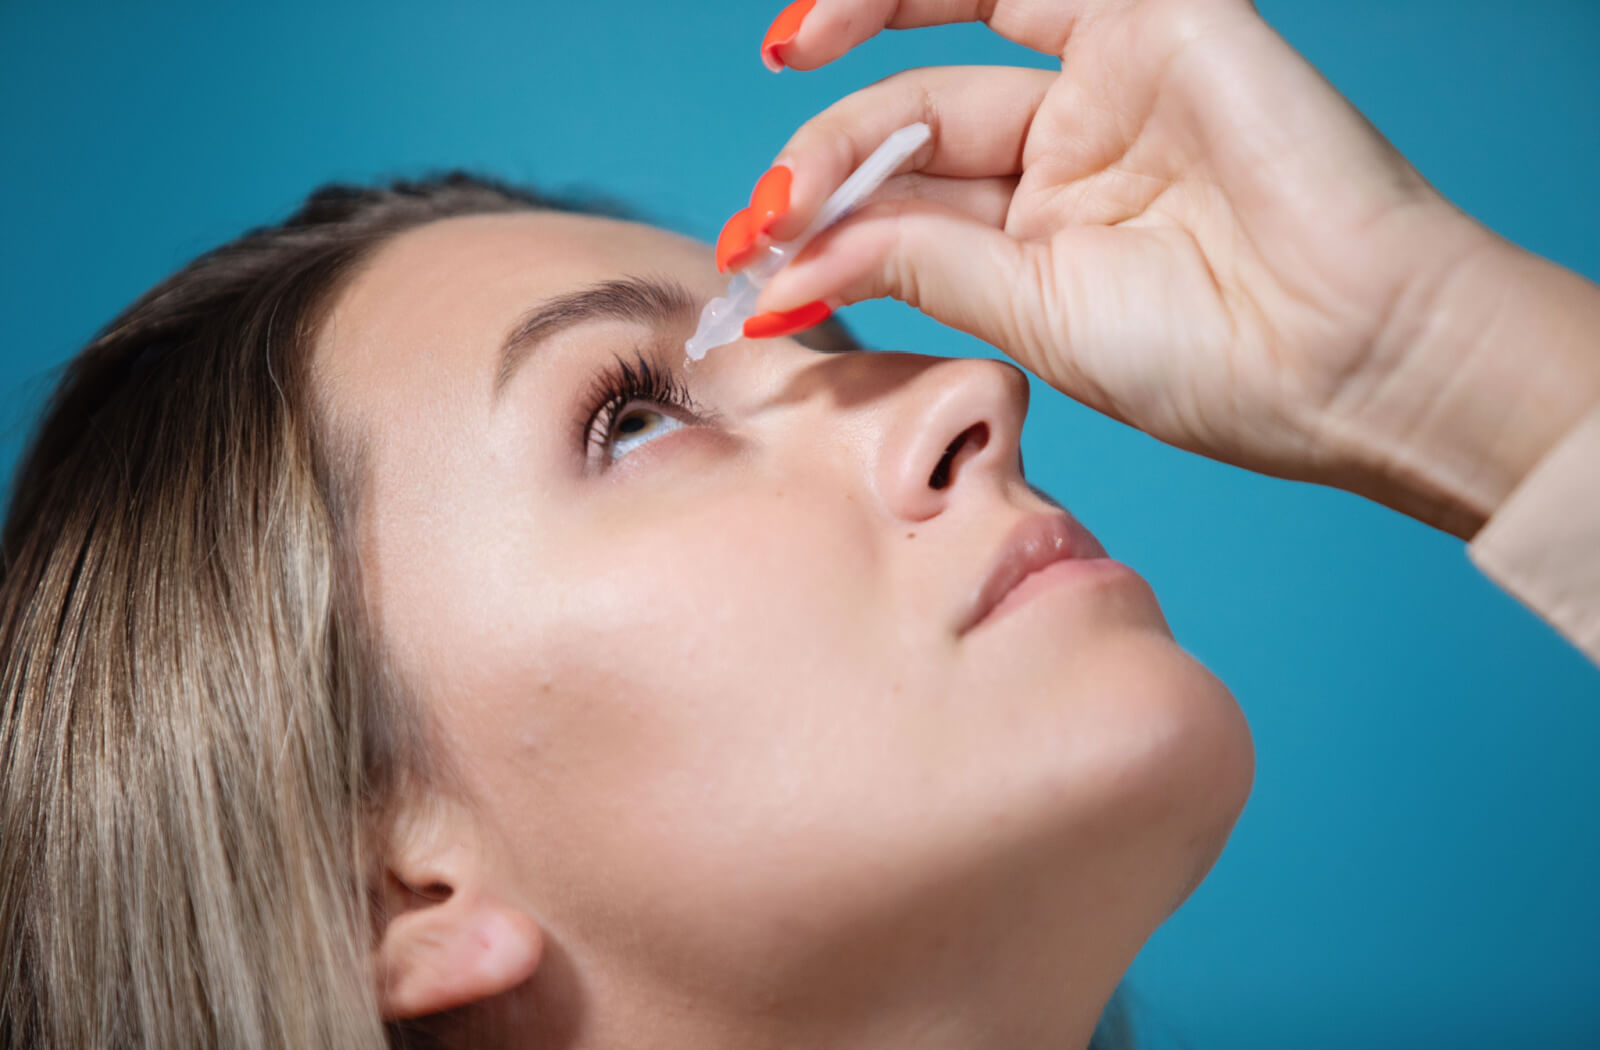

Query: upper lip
958 512 1107 634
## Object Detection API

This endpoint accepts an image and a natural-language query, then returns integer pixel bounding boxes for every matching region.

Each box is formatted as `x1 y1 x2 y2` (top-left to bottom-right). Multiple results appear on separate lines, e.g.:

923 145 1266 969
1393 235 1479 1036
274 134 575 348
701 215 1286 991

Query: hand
744 0 1600 536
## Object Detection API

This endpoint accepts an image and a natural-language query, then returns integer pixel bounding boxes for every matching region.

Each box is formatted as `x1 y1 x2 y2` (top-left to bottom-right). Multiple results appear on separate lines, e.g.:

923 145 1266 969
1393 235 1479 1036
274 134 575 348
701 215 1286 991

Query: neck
484 862 1141 1050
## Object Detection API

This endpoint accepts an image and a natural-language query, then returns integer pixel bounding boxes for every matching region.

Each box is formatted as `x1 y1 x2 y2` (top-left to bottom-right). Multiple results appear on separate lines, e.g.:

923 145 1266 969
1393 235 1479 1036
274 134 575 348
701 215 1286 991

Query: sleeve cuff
1467 401 1600 666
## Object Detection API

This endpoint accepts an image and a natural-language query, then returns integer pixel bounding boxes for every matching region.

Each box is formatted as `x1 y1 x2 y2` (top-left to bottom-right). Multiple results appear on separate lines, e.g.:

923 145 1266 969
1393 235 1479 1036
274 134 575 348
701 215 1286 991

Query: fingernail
761 0 816 73
749 165 792 235
715 208 758 273
743 299 832 339
715 166 792 273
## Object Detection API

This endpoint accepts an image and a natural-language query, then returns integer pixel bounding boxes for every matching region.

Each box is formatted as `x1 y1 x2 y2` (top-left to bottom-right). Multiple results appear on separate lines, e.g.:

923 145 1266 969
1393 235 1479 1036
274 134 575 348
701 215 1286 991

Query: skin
755 0 1600 541
315 211 1255 1050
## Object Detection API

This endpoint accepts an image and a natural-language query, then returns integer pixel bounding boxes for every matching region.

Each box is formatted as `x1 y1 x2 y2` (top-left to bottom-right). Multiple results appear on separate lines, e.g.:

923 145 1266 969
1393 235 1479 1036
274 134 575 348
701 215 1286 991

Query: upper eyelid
495 275 701 403
580 347 704 466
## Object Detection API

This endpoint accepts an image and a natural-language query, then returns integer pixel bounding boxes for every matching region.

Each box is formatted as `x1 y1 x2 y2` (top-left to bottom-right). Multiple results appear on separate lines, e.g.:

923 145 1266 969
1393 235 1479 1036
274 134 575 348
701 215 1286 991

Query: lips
958 512 1109 634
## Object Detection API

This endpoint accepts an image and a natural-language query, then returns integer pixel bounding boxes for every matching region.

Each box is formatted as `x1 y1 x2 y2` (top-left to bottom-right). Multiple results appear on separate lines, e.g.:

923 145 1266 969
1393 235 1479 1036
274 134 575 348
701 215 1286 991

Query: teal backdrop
2 1 1596 1046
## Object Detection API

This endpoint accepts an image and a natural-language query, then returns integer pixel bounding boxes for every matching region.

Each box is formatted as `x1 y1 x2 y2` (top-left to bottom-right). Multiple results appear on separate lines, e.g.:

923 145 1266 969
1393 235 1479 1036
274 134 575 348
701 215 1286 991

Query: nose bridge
744 346 1030 521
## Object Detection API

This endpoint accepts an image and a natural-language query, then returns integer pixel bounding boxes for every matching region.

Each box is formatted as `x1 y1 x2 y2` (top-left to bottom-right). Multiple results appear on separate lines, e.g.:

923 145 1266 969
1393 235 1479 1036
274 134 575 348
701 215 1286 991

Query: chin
1039 628 1257 901
1119 633 1256 908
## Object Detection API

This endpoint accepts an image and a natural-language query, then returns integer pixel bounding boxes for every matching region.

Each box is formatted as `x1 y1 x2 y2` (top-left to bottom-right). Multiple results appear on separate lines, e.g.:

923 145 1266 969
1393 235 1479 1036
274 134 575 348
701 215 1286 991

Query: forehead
360 208 718 292
326 210 717 361
313 210 718 437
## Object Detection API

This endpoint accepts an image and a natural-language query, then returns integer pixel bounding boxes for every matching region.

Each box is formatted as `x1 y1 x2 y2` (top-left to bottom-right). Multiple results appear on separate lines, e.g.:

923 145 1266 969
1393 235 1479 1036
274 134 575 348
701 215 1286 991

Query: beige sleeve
1467 402 1600 666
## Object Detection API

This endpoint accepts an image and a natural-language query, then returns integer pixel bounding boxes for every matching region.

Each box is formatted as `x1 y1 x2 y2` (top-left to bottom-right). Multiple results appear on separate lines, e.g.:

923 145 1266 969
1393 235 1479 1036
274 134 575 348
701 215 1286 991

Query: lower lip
974 557 1141 630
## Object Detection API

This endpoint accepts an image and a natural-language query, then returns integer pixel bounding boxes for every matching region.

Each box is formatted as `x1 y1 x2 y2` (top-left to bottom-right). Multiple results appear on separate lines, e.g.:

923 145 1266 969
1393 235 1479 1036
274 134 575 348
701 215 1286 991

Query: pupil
618 413 649 435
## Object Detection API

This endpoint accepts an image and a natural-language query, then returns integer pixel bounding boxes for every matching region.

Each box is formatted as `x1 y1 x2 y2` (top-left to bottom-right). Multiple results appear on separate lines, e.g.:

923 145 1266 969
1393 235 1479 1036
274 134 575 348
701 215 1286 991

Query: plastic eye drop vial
685 121 932 363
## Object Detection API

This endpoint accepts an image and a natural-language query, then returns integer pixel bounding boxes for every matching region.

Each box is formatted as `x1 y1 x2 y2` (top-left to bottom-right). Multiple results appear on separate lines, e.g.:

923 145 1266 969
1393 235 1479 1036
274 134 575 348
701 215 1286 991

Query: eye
579 349 706 470
606 402 687 462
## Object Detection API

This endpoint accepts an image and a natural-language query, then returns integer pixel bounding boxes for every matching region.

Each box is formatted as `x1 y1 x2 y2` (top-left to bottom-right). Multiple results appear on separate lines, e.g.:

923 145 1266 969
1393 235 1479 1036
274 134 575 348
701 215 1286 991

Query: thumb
754 199 1049 369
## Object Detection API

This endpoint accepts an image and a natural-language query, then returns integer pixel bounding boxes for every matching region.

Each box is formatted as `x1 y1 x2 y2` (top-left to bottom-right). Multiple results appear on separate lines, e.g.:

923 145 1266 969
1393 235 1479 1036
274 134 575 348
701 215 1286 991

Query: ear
374 812 543 1020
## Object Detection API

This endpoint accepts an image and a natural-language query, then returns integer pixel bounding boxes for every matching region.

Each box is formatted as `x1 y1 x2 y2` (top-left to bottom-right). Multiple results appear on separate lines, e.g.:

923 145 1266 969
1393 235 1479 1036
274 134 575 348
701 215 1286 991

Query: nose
871 354 1030 522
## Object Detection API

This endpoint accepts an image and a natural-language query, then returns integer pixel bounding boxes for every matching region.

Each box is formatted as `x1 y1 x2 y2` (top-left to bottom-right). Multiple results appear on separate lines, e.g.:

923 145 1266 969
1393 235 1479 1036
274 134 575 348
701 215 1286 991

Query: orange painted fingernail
749 165 792 235
716 166 793 273
761 0 816 73
715 208 757 273
743 299 833 339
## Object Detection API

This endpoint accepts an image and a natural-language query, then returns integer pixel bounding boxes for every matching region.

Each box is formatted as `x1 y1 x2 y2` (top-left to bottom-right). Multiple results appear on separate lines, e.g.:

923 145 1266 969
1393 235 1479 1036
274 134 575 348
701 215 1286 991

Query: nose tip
877 356 1029 521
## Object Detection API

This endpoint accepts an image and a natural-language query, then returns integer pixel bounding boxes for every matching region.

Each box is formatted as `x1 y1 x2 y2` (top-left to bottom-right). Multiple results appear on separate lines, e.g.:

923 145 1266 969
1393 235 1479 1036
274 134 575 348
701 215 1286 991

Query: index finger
760 65 1054 244
763 0 1094 72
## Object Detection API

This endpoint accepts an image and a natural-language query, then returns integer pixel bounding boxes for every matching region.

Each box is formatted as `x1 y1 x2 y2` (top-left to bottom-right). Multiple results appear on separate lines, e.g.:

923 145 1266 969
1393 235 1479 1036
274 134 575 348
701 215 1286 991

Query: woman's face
317 212 1254 1045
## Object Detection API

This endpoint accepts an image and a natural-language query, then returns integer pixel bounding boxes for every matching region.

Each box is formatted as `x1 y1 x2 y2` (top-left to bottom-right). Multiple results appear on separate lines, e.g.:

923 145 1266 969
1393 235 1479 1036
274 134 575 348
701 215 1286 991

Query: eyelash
578 348 704 466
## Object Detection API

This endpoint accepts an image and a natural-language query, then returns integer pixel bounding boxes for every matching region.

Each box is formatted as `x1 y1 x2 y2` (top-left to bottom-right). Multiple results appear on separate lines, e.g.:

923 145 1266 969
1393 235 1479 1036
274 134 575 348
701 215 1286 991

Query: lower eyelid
600 423 707 476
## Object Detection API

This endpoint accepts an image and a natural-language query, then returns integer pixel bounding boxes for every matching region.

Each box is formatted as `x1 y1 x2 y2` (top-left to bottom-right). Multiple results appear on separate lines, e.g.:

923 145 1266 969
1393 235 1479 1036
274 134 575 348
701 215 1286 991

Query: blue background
2 1 1595 1046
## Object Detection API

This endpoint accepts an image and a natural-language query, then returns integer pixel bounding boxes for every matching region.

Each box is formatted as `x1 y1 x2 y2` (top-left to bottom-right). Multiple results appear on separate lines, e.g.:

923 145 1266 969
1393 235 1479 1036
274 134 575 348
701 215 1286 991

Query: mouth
957 511 1111 635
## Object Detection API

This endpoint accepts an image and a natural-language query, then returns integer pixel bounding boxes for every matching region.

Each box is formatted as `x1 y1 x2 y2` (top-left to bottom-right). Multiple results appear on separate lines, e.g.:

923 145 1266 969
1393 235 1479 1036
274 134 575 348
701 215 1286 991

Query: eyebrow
492 274 700 402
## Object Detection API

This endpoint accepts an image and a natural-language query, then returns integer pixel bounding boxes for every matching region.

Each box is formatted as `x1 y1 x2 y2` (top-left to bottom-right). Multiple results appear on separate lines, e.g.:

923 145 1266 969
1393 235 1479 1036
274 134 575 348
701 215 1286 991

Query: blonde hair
0 175 571 1049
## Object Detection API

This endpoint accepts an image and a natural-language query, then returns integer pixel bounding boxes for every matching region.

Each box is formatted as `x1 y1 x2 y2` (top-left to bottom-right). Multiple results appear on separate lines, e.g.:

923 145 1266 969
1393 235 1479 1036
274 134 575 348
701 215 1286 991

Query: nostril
928 423 989 490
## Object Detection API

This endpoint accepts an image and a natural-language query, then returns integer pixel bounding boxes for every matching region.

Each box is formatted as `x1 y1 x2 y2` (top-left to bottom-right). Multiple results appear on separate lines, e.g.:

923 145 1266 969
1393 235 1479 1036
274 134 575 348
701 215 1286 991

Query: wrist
1318 220 1600 540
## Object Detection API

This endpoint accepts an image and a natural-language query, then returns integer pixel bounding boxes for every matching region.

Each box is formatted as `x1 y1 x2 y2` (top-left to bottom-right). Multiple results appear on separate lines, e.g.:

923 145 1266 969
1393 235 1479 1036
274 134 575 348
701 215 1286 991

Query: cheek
587 470 888 680
457 486 894 869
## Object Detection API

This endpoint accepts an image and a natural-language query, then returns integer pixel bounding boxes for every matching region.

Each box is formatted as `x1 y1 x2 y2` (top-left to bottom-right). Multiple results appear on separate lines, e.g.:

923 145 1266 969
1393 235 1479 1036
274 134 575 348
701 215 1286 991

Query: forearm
1322 223 1600 540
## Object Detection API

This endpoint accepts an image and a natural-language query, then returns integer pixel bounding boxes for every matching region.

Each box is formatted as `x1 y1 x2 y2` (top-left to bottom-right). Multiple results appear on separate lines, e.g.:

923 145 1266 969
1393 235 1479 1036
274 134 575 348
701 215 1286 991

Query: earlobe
375 799 543 1021
375 884 544 1020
